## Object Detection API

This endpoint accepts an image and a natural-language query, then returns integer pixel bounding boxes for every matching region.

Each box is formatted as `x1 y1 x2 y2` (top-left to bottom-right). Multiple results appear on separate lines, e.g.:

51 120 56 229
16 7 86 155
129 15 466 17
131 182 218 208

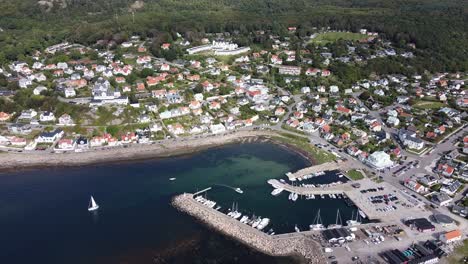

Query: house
161 43 171 50
278 65 301 75
210 124 226 134
387 116 400 127
39 112 55 122
418 175 439 187
305 68 320 76
0 112 11 121
440 180 461 196
437 163 455 177
9 136 27 147
439 230 462 244
57 139 75 150
35 129 64 143
366 151 394 169
336 105 352 115
275 107 286 116
58 114 74 126
399 129 424 150
431 193 452 206
64 87 76 98
18 109 37 120
168 123 185 135
404 179 428 194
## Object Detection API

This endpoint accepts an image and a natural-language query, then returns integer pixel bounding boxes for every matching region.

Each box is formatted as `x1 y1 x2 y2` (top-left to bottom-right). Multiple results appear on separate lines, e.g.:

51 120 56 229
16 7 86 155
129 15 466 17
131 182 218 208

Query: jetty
286 160 353 180
172 193 327 264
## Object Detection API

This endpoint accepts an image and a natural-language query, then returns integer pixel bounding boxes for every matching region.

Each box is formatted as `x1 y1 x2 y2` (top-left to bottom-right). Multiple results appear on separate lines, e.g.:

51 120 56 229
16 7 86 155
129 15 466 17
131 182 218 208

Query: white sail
88 196 99 211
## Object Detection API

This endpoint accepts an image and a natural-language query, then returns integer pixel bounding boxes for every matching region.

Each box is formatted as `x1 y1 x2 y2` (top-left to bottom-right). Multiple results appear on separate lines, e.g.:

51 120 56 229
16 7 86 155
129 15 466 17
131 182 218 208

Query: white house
366 151 394 169
58 114 74 126
64 87 76 98
39 112 55 122
210 124 226 134
35 129 64 143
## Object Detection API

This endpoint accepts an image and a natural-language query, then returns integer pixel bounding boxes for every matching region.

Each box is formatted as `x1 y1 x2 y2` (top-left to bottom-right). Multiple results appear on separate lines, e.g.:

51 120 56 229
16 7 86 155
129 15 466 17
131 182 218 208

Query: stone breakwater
172 194 327 264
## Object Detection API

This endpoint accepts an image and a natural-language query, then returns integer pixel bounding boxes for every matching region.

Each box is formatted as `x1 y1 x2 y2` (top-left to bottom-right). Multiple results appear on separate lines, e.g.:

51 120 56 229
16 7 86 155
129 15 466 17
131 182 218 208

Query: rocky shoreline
0 130 316 172
172 194 327 264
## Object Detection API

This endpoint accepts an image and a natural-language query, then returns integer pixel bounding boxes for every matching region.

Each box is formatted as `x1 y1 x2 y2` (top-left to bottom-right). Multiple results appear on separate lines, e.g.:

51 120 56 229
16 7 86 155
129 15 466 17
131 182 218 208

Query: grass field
347 169 365 180
310 32 368 44
273 133 336 164
412 100 445 109
446 239 468 263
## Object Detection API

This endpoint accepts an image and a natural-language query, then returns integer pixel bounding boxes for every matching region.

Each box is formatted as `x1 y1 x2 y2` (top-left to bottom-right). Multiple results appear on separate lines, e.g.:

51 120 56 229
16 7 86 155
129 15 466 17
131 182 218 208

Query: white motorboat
295 225 300 233
291 192 298 201
271 188 284 196
234 188 243 194
257 218 270 230
169 177 176 181
88 196 99 212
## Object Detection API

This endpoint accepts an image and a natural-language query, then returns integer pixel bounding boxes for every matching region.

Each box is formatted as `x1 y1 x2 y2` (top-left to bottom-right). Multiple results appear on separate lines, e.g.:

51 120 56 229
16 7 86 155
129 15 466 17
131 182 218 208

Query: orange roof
445 230 461 240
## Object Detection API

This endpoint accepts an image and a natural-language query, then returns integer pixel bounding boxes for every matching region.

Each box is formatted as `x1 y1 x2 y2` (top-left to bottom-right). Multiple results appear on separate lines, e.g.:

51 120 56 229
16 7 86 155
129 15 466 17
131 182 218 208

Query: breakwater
172 194 327 264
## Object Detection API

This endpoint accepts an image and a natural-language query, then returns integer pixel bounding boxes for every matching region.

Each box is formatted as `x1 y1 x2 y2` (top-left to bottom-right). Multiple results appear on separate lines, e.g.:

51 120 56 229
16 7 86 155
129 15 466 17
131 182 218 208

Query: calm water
0 143 357 264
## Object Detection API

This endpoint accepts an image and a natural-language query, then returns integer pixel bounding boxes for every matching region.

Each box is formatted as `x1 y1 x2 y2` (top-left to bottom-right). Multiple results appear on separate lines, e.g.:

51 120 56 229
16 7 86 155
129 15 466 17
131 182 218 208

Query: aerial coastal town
0 26 467 263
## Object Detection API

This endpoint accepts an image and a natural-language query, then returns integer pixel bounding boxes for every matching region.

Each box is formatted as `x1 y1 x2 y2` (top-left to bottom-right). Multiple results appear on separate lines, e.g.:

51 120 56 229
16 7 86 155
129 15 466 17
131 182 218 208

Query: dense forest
0 0 467 71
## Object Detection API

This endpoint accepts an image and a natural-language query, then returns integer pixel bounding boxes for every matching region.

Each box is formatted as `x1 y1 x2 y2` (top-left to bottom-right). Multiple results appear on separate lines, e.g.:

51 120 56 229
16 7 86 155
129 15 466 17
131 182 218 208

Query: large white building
366 151 394 169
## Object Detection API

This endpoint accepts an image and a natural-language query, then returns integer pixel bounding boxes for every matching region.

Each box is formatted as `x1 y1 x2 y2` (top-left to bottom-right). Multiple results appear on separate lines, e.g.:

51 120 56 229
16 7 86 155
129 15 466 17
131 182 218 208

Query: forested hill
0 0 467 71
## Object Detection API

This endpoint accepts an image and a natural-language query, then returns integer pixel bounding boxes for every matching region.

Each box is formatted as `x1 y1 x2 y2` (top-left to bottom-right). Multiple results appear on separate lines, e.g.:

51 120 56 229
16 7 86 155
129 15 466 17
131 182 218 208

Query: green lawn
347 169 365 180
272 133 336 164
446 239 468 263
309 32 368 44
412 100 445 109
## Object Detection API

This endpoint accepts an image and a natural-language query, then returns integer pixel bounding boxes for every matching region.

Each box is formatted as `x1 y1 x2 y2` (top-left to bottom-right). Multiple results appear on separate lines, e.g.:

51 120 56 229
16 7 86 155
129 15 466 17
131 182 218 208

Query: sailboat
327 209 343 229
88 196 99 211
346 210 362 226
309 209 326 230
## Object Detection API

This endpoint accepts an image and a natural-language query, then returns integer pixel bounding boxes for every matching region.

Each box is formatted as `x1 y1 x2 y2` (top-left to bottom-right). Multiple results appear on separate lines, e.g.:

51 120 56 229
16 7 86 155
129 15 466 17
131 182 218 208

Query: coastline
0 130 316 172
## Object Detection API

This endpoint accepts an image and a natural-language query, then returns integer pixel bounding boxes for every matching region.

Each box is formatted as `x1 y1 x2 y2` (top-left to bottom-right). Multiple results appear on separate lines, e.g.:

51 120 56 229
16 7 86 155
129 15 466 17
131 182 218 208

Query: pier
193 187 212 196
172 193 327 264
286 160 353 180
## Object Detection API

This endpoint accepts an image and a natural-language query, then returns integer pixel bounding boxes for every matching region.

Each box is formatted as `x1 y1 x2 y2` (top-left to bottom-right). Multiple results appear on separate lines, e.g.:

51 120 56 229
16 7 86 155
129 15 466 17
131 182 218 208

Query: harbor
285 160 354 181
172 193 327 264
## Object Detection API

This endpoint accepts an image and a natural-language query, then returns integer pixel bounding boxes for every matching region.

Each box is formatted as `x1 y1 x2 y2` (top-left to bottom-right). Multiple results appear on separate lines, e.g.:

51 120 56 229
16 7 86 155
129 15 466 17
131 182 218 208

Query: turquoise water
0 143 356 263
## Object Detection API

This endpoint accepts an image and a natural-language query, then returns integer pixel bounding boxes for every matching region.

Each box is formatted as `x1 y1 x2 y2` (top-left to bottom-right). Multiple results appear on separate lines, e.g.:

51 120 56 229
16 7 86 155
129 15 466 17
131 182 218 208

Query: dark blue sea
0 143 358 263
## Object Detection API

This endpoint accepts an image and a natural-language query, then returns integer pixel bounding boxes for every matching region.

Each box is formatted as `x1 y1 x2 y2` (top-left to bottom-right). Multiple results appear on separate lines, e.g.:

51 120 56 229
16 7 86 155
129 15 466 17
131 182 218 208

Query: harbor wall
172 194 327 264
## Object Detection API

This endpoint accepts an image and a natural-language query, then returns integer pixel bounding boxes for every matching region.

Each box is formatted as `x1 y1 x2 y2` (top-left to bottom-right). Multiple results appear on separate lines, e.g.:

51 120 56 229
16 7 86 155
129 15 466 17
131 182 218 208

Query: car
330 261 338 264
328 256 336 259
352 256 360 261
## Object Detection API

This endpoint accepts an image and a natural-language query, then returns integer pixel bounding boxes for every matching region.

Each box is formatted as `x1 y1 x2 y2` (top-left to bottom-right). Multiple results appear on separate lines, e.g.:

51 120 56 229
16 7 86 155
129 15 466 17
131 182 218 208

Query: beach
0 130 314 171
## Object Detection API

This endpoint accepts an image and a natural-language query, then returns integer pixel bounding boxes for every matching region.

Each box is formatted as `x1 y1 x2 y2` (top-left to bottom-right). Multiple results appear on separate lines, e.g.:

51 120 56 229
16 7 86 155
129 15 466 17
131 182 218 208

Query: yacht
240 215 249 224
346 210 362 226
327 209 343 229
271 188 284 196
310 209 326 230
257 218 270 230
252 218 262 228
88 196 99 211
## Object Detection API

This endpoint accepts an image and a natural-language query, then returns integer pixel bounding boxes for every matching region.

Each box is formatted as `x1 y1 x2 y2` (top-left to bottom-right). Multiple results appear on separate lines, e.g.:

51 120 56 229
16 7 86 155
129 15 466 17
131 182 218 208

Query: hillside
0 0 466 71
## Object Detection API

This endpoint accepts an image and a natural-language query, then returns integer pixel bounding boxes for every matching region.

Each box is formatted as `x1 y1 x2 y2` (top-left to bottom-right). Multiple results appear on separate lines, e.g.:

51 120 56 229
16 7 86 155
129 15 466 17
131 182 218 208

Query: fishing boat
271 188 284 196
88 196 99 211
